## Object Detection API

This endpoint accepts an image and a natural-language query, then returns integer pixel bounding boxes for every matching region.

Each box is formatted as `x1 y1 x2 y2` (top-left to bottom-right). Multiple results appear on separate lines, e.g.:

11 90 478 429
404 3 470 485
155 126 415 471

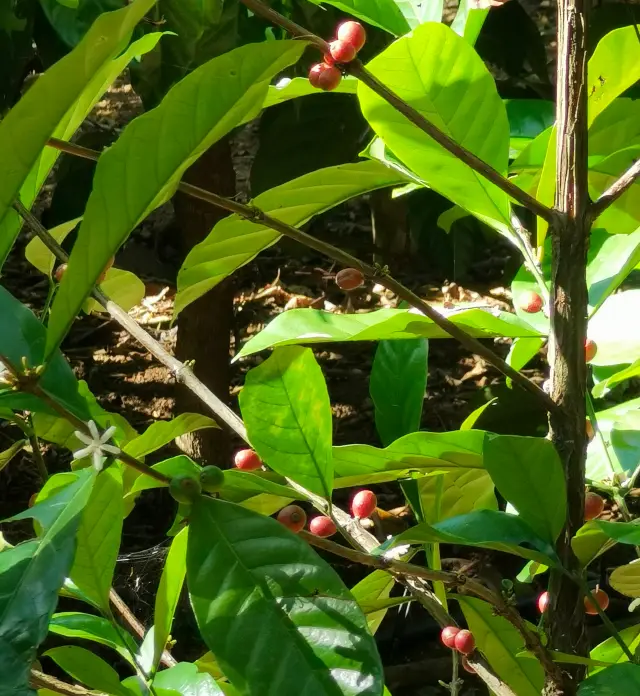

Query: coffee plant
1 0 640 695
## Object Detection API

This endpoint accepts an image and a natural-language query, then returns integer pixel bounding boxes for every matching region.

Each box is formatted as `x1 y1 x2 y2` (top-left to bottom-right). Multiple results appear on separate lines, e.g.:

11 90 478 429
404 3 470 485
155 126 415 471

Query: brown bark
174 139 236 466
544 0 591 693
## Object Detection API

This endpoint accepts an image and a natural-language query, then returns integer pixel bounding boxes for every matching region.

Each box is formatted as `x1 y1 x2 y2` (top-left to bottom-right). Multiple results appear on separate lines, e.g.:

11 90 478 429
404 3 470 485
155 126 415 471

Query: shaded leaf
0 439 26 473
125 413 218 459
44 645 131 696
578 663 640 694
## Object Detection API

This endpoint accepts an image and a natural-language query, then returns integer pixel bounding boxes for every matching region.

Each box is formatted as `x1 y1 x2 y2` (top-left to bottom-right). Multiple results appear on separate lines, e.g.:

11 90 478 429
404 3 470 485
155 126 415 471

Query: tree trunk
174 139 236 466
544 0 590 692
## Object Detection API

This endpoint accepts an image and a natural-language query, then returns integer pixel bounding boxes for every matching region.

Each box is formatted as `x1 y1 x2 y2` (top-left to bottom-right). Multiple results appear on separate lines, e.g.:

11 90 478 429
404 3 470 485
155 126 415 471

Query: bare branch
590 159 640 222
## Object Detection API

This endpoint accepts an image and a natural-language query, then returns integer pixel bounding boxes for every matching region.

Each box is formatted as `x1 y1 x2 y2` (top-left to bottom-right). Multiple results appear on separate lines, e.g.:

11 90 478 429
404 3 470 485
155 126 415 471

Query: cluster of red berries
537 586 609 616
309 21 366 92
440 627 476 672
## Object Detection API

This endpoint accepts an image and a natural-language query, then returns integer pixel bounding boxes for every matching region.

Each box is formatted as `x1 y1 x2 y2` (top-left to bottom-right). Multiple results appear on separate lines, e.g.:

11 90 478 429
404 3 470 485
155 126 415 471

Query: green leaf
590 147 640 235
83 268 145 315
591 624 640 673
236 307 541 359
153 663 223 696
484 435 566 542
505 99 555 158
506 336 547 382
0 0 158 266
593 520 640 547
395 0 443 28
358 23 511 237
239 346 333 499
0 286 90 420
383 510 559 566
125 413 218 459
460 399 498 430
188 497 384 696
370 338 427 446
0 439 26 473
44 645 131 696
0 468 95 694
609 562 640 598
571 522 614 567
593 359 640 399
457 596 543 696
589 99 640 157
25 218 80 276
588 26 640 126
263 77 358 110
70 466 123 611
127 455 200 497
153 527 188 672
305 0 409 35
45 39 307 359
586 398 640 480
218 470 298 503
175 161 406 315
450 0 489 44
579 663 640 694
49 612 138 665
351 571 395 635
588 290 640 366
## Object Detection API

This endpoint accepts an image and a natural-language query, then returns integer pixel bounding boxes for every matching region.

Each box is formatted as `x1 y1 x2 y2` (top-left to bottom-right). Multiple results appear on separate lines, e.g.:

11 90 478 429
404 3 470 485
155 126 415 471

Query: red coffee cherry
440 626 460 649
537 591 550 613
277 505 307 533
336 268 364 291
454 630 475 655
461 656 476 674
585 339 597 363
308 62 341 91
584 492 605 521
53 263 67 283
337 20 367 51
309 515 337 538
328 39 357 63
351 490 377 519
585 588 609 615
519 290 543 314
234 448 262 471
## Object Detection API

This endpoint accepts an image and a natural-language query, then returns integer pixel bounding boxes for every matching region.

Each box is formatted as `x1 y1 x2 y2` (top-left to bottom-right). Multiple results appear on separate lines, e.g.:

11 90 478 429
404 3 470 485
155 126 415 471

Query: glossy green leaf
25 218 80 276
588 99 640 157
457 596 543 696
609 562 640 598
516 561 548 584
263 77 358 110
383 510 559 566
484 435 565 542
370 338 427 447
517 650 613 669
571 522 614 567
305 0 409 35
0 0 156 266
579 663 640 694
359 24 511 235
175 161 406 315
0 468 95 694
49 612 138 665
591 624 640 673
0 439 25 473
588 26 640 126
593 359 640 399
588 290 640 366
239 346 333 499
70 466 123 611
395 0 443 27
187 497 384 696
83 268 145 315
153 527 188 672
0 286 90 420
236 308 540 359
593 520 640 547
506 338 545 386
218 470 298 503
125 413 218 460
450 0 489 44
351 571 395 635
590 147 640 235
153 662 223 696
44 646 131 696
45 40 307 359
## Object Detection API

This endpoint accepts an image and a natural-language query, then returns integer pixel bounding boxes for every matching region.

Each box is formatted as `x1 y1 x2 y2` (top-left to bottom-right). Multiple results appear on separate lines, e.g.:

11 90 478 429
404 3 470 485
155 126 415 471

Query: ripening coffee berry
586 419 595 442
329 39 357 63
454 629 475 655
309 515 337 538
585 588 609 615
54 263 67 283
277 505 307 533
585 491 605 521
308 62 342 91
336 268 364 291
351 490 377 519
337 20 367 52
169 474 202 504
519 290 543 314
28 493 38 508
461 656 476 674
537 591 550 614
234 449 262 471
199 465 225 493
440 626 460 649
585 339 597 363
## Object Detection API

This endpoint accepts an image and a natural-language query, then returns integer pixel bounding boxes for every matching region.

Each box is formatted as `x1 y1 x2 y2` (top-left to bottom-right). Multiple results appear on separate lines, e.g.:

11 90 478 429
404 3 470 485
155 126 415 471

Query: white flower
382 536 411 561
73 420 120 472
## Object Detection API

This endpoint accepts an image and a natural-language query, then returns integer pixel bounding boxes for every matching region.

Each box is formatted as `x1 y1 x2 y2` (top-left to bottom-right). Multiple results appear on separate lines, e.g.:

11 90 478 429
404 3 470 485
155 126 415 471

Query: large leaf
609 563 640 598
590 147 640 235
591 624 640 673
305 0 410 35
358 22 511 236
44 645 131 696
415 469 497 523
0 469 95 694
239 346 333 499
187 497 384 696
395 0 443 28
0 0 156 266
124 413 218 459
457 596 543 696
69 466 123 611
24 218 80 276
236 307 541 359
45 39 306 359
588 290 640 366
175 161 407 315
587 398 640 480
370 338 428 446
153 527 188 673
484 435 566 542
579 663 640 694
587 26 640 126
152 662 223 696
383 510 560 566
450 0 489 44
588 99 640 157
350 571 395 635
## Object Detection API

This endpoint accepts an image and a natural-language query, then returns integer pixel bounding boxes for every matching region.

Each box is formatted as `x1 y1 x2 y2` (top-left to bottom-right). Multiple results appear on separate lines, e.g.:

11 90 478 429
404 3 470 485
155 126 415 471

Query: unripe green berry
169 474 202 504
199 465 225 493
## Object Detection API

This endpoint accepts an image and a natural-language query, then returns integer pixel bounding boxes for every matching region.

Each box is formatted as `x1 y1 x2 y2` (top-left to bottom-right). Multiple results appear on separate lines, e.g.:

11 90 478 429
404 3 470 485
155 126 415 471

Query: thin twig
30 670 104 696
590 159 640 222
28 429 48 482
238 0 555 225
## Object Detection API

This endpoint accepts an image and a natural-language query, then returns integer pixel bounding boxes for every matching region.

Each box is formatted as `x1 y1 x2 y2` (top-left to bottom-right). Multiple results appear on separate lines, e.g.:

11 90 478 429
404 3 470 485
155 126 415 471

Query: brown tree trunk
173 139 236 466
544 0 590 693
